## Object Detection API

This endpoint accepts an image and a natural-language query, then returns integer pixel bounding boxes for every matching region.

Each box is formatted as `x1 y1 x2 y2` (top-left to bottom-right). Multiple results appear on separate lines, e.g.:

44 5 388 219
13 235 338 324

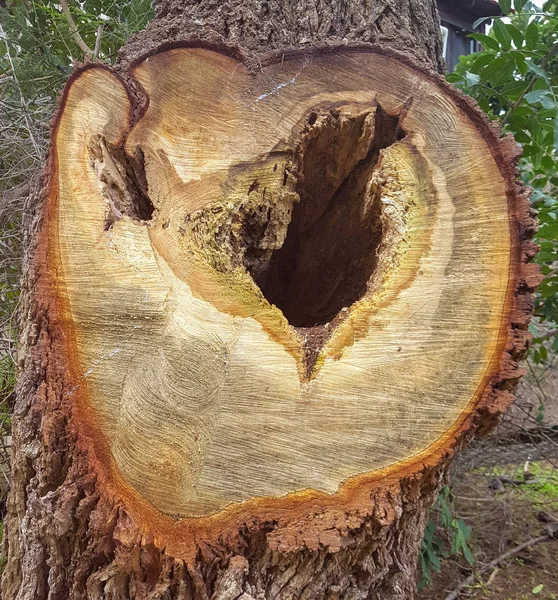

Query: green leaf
465 71 481 87
541 96 556 110
463 543 475 566
499 0 512 13
502 82 529 102
524 89 552 104
439 497 452 527
426 548 442 571
457 520 472 543
526 22 539 50
477 96 491 113
555 108 558 152
468 52 498 73
539 221 558 238
533 348 541 364
483 54 515 85
526 61 550 84
542 155 556 170
512 50 528 75
446 72 465 84
532 584 544 594
473 16 492 29
493 19 513 49
515 0 528 10
514 130 531 143
468 33 501 51
508 24 525 47
533 151 544 169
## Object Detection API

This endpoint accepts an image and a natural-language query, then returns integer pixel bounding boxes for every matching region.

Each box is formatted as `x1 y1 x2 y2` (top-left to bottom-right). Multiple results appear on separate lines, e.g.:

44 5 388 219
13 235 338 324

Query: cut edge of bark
10 43 541 565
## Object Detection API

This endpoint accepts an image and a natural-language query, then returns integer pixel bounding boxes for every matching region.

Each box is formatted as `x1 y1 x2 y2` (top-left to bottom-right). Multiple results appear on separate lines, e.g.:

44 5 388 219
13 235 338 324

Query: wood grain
48 46 522 523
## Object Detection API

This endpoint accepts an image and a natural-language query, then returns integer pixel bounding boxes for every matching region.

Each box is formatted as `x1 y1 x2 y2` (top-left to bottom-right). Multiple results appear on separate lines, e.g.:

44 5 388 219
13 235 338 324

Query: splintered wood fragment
34 46 537 564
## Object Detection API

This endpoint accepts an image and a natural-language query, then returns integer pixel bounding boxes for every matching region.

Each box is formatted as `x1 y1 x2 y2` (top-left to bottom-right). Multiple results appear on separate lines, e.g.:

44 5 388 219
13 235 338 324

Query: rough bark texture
118 0 446 73
1 2 541 600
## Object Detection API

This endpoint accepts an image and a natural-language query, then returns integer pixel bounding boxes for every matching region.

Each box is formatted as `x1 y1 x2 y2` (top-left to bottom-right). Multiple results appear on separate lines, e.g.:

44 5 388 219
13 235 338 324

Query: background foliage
448 0 558 362
419 486 474 589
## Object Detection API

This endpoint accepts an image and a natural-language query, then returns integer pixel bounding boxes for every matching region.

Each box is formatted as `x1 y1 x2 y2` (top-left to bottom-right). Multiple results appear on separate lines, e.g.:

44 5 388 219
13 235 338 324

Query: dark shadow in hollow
255 104 405 328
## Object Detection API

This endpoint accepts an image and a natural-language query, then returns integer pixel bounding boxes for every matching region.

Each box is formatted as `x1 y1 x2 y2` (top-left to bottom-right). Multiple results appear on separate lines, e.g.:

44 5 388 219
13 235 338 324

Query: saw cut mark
256 104 405 329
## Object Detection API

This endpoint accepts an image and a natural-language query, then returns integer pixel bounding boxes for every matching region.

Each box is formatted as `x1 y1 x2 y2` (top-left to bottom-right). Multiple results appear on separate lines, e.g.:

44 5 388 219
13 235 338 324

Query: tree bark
2 2 540 600
118 0 446 72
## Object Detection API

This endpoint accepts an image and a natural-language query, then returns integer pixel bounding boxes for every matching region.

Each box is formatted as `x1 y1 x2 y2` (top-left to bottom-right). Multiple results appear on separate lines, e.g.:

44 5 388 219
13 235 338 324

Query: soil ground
418 461 558 600
418 357 558 600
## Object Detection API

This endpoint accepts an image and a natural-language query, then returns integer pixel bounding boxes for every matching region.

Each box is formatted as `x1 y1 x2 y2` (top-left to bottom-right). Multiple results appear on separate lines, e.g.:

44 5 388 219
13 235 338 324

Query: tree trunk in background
2 2 540 600
118 0 445 72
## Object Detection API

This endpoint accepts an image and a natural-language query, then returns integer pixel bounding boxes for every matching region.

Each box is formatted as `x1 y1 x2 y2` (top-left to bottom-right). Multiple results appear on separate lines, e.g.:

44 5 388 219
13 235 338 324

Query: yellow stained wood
54 49 511 517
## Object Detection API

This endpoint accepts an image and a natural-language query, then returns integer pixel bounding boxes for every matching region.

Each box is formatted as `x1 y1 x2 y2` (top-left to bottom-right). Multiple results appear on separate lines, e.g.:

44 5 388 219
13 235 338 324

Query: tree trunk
117 0 446 72
2 2 540 599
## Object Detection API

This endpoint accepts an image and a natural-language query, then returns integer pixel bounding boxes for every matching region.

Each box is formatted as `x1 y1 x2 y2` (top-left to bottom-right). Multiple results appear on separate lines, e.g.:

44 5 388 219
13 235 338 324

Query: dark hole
98 139 155 227
255 104 405 328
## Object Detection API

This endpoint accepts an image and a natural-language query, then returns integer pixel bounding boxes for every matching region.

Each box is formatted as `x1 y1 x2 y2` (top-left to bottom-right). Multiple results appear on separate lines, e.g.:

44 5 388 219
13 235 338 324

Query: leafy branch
448 0 558 364
502 39 558 125
59 0 93 56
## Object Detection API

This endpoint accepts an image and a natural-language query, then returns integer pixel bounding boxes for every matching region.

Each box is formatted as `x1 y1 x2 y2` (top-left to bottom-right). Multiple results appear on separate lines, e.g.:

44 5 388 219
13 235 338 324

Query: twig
0 23 41 157
527 358 550 406
454 496 497 502
443 534 552 600
501 40 558 126
93 24 103 59
536 328 558 342
59 0 92 56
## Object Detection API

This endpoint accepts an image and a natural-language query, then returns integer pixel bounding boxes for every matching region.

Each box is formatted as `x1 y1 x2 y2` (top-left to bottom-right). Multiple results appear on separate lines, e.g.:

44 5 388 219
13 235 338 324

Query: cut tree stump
2 6 541 600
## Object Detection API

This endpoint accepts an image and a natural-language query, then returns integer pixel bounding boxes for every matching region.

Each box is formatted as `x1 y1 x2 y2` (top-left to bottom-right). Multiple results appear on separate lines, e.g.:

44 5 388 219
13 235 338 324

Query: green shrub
419 485 475 589
448 0 558 362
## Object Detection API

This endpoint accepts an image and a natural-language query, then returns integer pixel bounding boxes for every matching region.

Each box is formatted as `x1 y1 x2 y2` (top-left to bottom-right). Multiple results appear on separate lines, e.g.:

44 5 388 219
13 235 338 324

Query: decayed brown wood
2 3 541 600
